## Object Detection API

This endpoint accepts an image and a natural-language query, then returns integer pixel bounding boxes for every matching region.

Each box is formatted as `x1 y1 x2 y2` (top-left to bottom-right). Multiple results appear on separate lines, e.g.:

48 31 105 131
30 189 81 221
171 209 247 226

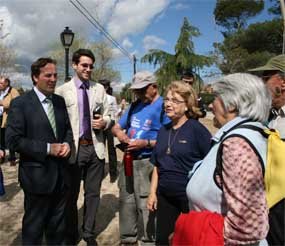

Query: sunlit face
209 96 236 128
262 72 285 109
33 63 57 96
164 90 187 121
73 56 94 82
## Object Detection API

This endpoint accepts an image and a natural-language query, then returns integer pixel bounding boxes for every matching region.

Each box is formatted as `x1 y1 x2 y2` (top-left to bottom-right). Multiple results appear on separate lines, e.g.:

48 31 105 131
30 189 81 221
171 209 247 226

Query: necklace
166 128 180 154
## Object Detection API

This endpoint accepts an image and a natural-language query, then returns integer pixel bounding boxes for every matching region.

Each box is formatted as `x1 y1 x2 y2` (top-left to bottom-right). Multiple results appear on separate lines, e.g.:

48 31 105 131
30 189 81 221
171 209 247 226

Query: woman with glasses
147 80 211 245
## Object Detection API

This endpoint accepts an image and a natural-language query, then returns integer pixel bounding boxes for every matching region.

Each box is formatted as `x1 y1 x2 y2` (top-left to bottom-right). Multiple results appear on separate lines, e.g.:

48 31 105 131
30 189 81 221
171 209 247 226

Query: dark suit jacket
5 90 74 194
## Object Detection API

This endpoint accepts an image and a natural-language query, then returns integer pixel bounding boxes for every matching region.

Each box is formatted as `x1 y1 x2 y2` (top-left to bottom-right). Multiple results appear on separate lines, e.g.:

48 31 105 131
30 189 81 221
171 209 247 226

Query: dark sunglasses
80 63 94 70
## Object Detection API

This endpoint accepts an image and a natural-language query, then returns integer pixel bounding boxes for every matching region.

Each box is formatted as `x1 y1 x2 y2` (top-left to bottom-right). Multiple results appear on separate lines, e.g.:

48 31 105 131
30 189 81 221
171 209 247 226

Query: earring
185 108 188 111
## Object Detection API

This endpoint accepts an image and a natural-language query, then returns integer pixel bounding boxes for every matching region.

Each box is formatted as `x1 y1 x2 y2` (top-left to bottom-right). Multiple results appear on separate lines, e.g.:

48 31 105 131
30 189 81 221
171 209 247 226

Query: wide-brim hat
129 71 156 89
249 54 285 73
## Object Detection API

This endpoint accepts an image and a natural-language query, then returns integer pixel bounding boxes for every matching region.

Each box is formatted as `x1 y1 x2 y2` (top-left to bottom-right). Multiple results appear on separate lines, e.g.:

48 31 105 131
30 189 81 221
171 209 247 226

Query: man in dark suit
5 57 73 245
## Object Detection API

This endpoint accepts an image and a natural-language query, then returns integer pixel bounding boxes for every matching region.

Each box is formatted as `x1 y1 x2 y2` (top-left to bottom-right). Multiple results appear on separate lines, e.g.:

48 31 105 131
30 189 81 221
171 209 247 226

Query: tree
0 19 16 77
141 17 213 94
212 0 282 73
214 0 264 36
120 83 132 102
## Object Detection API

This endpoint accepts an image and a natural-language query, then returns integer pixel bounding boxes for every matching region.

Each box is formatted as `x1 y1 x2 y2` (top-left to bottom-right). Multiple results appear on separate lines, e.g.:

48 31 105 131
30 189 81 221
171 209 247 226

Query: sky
0 0 276 91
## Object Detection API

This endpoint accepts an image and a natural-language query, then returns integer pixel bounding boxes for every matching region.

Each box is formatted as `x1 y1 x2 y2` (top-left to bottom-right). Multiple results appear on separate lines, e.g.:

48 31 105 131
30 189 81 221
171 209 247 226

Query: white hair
212 73 272 122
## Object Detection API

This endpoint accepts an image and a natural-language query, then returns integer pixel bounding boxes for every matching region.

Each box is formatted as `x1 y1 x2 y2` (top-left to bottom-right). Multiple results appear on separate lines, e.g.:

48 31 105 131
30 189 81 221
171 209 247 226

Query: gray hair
212 73 271 122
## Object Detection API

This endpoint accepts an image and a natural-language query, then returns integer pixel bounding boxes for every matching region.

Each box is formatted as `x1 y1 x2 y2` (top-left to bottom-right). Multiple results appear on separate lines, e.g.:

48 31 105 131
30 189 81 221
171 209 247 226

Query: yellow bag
264 129 285 208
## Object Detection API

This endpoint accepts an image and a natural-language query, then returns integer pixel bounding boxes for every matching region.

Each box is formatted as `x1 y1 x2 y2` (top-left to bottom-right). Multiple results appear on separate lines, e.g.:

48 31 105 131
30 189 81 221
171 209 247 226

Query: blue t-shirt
151 119 212 200
119 96 170 156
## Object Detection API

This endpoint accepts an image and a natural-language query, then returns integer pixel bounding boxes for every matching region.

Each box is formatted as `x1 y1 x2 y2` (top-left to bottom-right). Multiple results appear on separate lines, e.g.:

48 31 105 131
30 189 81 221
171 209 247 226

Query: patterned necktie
45 97 57 138
81 82 92 140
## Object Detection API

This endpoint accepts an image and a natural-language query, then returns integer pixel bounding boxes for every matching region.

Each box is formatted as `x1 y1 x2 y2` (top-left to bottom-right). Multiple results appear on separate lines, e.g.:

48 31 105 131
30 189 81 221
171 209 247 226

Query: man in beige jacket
0 77 20 165
56 49 111 246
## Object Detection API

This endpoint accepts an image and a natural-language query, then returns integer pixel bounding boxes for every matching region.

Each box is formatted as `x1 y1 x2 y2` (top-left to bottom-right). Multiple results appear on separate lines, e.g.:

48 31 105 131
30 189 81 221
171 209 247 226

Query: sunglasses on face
80 63 94 70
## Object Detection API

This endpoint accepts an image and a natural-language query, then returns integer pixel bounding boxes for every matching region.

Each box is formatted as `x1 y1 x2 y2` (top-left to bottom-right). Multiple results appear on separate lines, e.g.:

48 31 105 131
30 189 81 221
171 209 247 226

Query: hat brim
249 65 283 72
129 82 155 90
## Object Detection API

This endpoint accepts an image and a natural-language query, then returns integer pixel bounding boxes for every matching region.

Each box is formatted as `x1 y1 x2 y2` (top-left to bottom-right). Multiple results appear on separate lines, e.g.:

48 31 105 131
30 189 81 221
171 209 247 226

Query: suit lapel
89 82 97 111
30 90 57 140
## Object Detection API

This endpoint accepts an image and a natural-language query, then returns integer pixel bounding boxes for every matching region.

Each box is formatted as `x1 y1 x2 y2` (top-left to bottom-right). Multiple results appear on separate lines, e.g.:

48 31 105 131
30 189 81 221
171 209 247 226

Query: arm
59 99 74 158
222 137 268 245
147 166 158 211
111 123 130 144
5 99 48 162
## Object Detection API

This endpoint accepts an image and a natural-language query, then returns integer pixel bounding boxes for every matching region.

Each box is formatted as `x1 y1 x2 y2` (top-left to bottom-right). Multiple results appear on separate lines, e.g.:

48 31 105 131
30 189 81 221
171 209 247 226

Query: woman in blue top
147 80 212 245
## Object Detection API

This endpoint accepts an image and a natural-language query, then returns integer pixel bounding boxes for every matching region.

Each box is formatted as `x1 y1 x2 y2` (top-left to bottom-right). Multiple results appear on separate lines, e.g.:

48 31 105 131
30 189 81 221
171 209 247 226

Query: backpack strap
214 124 265 190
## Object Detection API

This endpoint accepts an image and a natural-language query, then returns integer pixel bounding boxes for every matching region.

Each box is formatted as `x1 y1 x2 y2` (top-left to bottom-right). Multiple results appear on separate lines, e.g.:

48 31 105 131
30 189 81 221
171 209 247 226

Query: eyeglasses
164 98 185 105
80 63 94 70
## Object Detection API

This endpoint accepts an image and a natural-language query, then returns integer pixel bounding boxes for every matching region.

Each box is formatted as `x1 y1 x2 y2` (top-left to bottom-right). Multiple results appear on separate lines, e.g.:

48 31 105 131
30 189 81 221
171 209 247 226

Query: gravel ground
0 114 217 246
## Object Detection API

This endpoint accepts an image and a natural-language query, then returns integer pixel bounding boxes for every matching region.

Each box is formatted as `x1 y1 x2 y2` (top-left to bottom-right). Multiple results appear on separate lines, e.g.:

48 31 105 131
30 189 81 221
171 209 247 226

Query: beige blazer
55 78 111 162
1 87 20 128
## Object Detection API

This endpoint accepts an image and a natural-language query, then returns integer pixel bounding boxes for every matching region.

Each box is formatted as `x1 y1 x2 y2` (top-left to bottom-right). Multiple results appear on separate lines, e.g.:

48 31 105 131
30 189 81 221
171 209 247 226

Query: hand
92 115 106 130
147 193 157 211
50 143 63 157
168 232 174 246
127 139 147 151
58 143 70 158
0 150 5 159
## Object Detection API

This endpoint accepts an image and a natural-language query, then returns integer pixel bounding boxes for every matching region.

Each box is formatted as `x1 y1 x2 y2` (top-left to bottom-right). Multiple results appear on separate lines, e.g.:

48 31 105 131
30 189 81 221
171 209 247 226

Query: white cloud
143 35 166 51
172 3 189 10
1 0 170 63
122 38 133 49
107 0 170 39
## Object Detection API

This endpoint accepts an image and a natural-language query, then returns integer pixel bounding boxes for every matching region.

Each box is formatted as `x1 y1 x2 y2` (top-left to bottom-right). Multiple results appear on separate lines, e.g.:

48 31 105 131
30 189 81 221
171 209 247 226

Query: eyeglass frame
163 98 185 105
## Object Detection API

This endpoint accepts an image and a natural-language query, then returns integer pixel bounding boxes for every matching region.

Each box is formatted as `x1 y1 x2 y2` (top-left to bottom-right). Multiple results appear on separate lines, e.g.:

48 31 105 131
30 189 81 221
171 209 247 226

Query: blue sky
114 0 275 85
0 0 276 90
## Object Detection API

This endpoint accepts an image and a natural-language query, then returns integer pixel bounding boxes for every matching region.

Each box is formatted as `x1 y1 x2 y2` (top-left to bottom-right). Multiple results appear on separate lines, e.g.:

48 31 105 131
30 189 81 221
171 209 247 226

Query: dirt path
0 115 217 246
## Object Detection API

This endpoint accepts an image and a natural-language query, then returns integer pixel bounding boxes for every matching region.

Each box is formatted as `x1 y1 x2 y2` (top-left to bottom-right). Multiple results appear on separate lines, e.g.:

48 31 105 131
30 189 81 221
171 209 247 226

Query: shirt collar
74 77 90 89
211 116 250 143
33 86 52 103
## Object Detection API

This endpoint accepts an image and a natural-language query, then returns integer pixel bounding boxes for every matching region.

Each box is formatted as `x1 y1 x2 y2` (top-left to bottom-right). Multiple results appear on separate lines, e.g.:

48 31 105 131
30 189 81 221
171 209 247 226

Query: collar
74 77 90 90
211 116 250 144
33 86 52 103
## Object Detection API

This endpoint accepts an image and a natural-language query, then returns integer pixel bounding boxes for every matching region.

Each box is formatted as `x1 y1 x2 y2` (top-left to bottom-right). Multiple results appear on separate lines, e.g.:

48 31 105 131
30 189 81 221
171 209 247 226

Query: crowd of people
0 51 284 246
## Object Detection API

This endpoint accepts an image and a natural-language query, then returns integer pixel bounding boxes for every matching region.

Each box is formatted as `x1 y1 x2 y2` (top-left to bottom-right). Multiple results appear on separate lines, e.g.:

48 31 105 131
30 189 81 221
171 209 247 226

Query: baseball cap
129 71 156 89
249 54 285 73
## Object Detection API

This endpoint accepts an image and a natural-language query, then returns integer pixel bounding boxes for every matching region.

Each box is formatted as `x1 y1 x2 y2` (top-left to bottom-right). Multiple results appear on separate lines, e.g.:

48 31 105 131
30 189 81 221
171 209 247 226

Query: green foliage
268 0 281 16
141 17 213 94
212 0 282 74
120 83 132 102
214 0 264 36
200 92 215 106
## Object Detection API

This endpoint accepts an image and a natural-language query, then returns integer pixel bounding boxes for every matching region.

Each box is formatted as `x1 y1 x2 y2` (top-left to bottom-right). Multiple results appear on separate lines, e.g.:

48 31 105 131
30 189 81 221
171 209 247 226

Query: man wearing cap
249 54 285 246
112 71 170 245
250 54 285 139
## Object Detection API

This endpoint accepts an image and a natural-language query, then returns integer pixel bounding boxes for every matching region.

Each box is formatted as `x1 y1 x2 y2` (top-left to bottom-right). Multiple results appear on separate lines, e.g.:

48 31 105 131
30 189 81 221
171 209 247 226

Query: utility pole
280 0 285 54
133 55 137 75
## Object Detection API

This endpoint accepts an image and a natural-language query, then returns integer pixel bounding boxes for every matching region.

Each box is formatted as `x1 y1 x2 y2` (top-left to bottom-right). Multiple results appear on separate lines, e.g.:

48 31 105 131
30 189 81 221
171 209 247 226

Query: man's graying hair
212 73 272 122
